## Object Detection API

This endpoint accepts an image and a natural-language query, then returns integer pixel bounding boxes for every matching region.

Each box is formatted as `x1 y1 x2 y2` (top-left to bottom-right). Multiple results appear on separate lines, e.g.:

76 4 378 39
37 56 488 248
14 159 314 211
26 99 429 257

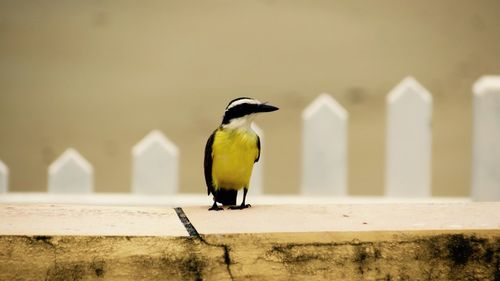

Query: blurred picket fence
0 75 499 203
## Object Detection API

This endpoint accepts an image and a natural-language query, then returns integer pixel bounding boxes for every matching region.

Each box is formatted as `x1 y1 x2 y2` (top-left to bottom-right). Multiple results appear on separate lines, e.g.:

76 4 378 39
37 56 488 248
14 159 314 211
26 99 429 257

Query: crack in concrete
193 237 234 281
174 207 199 237
3 231 498 280
174 207 235 281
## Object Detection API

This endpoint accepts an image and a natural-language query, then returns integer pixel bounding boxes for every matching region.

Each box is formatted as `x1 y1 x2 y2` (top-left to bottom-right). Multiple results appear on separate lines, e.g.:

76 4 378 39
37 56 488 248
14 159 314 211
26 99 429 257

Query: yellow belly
212 128 259 190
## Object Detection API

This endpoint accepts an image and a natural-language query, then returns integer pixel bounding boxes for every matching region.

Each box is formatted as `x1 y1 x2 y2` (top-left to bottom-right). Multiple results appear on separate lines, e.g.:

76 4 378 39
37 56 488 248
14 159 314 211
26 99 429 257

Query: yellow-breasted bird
204 97 279 211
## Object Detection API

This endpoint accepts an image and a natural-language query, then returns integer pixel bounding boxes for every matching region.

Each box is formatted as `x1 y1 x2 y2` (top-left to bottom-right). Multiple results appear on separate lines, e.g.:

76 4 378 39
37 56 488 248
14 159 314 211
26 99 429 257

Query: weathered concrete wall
0 236 227 281
206 231 500 281
1 231 499 280
1 204 499 280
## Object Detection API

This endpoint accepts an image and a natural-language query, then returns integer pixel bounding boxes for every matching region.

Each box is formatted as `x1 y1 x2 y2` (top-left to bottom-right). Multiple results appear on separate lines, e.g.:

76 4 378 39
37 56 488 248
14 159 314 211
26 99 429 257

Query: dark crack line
174 207 200 237
220 244 234 281
173 207 234 280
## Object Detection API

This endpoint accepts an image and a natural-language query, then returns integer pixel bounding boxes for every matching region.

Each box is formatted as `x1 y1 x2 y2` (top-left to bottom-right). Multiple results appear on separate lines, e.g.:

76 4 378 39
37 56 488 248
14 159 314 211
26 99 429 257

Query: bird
204 97 279 211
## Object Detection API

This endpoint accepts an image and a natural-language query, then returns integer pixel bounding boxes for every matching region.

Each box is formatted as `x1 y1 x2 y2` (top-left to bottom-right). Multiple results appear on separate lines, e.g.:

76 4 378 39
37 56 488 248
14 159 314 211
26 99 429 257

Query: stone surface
184 203 500 235
1 231 498 280
0 236 229 281
472 76 500 201
0 204 187 236
386 77 432 197
203 231 500 281
1 203 499 280
302 94 348 195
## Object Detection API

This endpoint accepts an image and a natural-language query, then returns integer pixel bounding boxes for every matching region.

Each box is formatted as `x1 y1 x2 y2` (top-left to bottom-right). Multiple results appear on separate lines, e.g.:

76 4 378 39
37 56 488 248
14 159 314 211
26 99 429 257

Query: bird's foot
208 204 223 211
229 204 251 210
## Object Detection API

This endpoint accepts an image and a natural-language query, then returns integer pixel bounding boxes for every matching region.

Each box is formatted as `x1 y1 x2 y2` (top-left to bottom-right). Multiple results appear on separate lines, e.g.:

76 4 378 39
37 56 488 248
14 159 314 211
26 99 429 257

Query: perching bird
204 97 279 211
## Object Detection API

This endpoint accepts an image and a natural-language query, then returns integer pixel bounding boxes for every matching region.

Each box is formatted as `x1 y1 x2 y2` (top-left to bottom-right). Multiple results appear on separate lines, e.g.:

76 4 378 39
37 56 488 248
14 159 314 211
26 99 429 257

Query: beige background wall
1 0 499 195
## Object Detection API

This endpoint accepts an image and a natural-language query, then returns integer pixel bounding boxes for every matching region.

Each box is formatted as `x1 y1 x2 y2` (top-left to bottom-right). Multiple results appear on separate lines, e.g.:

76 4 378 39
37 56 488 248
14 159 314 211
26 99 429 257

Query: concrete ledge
0 204 187 236
183 203 500 234
1 203 499 280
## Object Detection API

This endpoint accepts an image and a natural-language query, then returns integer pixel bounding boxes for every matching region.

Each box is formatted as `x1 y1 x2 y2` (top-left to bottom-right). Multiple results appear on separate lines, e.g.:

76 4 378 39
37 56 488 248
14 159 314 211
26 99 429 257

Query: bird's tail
215 189 238 206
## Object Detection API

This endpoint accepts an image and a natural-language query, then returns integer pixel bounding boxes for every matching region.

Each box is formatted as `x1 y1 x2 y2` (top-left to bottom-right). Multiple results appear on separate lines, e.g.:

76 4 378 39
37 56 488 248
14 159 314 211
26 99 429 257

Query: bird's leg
208 200 223 211
229 188 251 210
241 187 251 208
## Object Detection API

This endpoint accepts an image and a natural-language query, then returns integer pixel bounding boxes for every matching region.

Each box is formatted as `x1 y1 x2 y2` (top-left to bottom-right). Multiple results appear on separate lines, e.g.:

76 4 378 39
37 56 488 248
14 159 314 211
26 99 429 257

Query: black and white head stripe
225 97 260 110
222 97 279 125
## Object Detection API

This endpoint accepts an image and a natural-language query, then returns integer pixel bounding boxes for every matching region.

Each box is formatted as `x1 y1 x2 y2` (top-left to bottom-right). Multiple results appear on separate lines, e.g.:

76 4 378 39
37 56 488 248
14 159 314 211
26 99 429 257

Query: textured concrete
1 203 499 280
0 236 225 281
0 204 188 236
184 203 500 234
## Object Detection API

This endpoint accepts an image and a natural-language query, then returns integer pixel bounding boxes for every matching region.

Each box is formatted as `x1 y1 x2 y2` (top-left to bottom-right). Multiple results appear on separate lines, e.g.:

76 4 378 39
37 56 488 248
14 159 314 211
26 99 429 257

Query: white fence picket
132 130 179 194
385 77 432 197
302 93 348 195
5 77 500 201
472 76 500 201
0 160 8 193
249 123 264 195
48 148 93 193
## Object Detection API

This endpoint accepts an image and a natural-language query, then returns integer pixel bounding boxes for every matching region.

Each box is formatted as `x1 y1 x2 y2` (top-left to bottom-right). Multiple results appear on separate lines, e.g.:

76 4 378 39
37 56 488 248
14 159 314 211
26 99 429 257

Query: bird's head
221 97 279 129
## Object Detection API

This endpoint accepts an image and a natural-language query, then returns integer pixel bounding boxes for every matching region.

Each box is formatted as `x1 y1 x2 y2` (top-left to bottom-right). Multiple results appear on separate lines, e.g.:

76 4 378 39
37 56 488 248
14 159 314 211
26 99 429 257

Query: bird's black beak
257 103 279 113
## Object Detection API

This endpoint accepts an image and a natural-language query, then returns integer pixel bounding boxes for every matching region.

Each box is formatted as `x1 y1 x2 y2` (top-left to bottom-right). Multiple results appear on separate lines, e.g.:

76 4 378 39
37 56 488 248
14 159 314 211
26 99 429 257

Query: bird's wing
204 130 216 195
255 135 261 163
